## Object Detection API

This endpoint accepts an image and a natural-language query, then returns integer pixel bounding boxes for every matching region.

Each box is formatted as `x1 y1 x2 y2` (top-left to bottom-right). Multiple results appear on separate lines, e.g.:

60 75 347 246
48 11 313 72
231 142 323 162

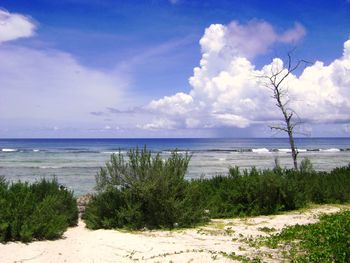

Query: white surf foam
252 148 270 153
102 151 126 154
320 148 341 152
2 148 17 152
39 166 60 169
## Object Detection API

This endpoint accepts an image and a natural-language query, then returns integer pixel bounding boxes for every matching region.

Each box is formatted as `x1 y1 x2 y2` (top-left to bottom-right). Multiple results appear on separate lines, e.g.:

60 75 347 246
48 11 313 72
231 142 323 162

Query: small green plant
0 178 78 242
258 226 276 233
299 158 314 174
264 210 350 262
219 251 261 262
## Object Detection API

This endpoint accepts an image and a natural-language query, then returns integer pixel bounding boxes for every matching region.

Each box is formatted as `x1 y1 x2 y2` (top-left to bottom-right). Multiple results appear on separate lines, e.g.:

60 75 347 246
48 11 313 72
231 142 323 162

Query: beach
1 204 348 263
1 1 350 262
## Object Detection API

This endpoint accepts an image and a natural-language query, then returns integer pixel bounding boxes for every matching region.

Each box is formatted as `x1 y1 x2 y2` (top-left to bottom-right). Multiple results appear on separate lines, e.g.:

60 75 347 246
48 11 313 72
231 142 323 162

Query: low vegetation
0 178 78 242
84 148 350 232
83 148 208 230
263 210 350 262
192 161 350 218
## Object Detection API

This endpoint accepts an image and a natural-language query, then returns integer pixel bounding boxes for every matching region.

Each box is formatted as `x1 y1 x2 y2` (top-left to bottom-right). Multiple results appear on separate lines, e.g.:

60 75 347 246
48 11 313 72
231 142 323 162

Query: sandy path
1 204 348 263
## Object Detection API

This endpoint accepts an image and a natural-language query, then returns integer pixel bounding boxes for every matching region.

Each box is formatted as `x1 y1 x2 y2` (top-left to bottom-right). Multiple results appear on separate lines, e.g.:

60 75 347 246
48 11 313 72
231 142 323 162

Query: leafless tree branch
259 50 310 170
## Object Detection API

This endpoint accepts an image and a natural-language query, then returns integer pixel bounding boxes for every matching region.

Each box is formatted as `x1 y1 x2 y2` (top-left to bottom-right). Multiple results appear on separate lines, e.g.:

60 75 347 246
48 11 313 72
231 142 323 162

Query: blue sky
1 0 350 137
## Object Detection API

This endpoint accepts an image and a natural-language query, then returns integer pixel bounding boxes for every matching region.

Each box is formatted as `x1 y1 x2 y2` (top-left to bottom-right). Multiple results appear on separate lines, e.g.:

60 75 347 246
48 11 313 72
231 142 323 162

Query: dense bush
266 210 350 262
84 148 208 230
189 167 299 217
0 178 78 242
85 149 350 230
192 164 350 218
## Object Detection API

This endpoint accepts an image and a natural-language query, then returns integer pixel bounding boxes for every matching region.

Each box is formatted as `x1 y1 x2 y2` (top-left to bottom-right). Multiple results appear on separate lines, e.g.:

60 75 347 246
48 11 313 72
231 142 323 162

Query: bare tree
260 51 309 170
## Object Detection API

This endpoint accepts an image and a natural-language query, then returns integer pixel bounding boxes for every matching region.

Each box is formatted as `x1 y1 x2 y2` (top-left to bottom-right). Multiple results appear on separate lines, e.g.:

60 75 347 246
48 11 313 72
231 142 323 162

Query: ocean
1 138 349 196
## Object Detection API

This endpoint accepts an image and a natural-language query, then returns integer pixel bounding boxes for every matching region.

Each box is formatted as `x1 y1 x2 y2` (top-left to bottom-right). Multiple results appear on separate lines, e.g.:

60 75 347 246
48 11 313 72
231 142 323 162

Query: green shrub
30 179 78 226
299 157 314 174
191 164 350 218
0 178 78 242
84 147 207 230
265 210 350 262
83 188 128 229
85 150 350 230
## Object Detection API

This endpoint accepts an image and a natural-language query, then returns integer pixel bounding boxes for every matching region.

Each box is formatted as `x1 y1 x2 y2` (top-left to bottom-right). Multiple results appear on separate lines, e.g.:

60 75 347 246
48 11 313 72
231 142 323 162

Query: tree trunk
275 90 299 170
288 129 298 170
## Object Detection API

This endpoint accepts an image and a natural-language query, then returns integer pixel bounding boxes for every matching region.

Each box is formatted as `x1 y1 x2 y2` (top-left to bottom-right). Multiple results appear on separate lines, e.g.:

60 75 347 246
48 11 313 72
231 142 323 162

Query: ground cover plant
0 178 78 242
263 210 350 262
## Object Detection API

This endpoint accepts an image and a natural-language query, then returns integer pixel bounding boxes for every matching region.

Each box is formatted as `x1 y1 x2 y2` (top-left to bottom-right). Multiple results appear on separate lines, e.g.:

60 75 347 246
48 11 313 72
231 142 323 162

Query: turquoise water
1 138 349 195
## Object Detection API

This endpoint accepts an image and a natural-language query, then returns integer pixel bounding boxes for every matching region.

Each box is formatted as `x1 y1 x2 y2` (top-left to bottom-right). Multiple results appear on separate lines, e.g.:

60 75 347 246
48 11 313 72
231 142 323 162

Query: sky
0 0 350 138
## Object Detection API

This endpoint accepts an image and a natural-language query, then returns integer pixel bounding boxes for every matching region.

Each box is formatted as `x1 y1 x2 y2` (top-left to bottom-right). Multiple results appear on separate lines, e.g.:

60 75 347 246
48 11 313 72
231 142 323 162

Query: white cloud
185 118 200 128
138 118 177 130
0 45 128 126
279 23 306 43
287 41 350 123
1 11 348 137
0 10 135 137
145 20 350 132
199 20 305 59
212 113 250 128
0 9 36 43
148 92 194 115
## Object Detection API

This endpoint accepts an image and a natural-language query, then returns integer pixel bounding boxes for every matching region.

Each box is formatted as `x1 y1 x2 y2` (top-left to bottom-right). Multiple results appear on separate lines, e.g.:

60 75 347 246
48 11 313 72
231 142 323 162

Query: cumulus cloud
143 20 350 133
148 92 194 115
287 42 350 123
199 21 305 59
0 9 36 43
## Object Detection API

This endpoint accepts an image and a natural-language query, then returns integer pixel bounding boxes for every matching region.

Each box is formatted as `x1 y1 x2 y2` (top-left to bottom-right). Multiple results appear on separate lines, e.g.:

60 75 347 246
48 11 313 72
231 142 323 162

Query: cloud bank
0 46 126 122
143 20 350 133
0 9 127 135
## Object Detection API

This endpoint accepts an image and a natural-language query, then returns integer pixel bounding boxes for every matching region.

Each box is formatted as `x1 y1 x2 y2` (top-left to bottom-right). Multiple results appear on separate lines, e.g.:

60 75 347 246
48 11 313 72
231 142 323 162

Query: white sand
0 204 348 263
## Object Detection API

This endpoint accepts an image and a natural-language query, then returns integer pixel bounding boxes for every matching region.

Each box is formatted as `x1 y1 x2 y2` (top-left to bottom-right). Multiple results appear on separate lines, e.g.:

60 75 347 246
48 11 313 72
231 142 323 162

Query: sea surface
1 138 349 196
